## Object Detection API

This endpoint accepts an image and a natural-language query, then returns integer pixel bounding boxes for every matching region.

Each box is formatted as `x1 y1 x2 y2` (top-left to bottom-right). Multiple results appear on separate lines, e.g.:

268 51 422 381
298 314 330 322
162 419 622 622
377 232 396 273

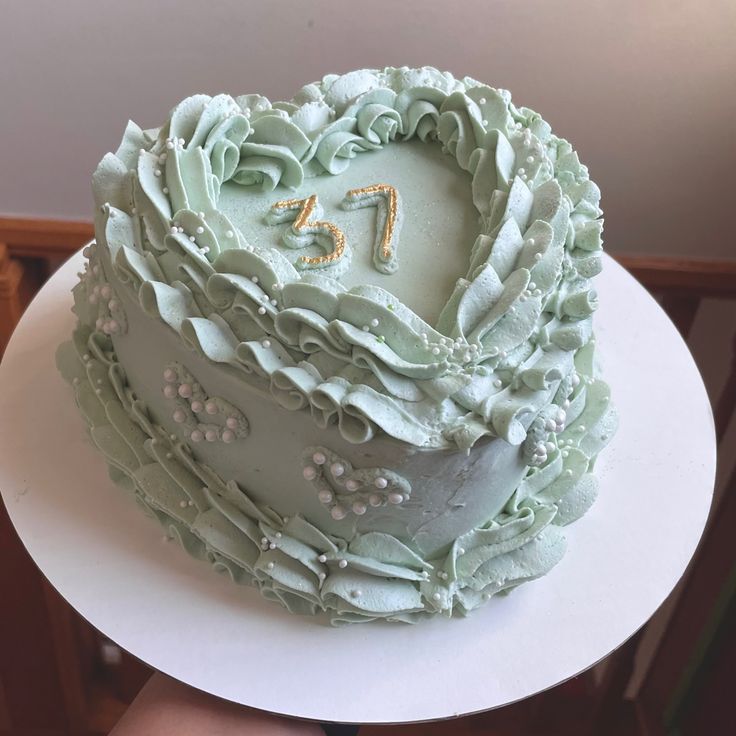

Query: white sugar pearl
330 462 345 477
493 379 503 388
374 476 388 489
345 479 360 492
178 383 192 398
225 230 234 238
179 500 187 508
267 562 274 571
222 430 235 443
261 339 271 348
163 368 176 382
370 318 379 327
331 506 347 521
312 451 326 465
225 416 238 429
191 400 204 413
172 409 186 423
432 347 440 355
100 285 112 299
362 325 370 332
388 492 403 505
205 430 217 442
318 489 333 504
479 97 486 104
318 554 327 563
251 276 259 283
457 547 465 555
258 307 266 315
338 559 348 569
352 501 367 515
190 430 204 442
303 466 317 481
432 593 441 601
205 401 217 414
571 373 580 387
369 494 382 507
196 226 204 234
163 385 177 398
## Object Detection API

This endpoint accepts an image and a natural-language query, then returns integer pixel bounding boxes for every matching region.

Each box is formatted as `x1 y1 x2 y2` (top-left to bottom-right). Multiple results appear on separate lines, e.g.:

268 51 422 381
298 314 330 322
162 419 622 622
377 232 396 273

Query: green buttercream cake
57 67 617 624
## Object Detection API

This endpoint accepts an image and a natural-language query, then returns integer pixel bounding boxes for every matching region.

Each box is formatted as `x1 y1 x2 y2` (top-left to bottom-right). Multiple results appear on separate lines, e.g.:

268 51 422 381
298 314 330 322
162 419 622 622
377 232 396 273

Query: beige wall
1 0 735 259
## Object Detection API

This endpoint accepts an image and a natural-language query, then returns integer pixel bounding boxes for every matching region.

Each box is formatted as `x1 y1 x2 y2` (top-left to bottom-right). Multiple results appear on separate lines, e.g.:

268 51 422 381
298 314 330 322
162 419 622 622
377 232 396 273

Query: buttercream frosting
59 67 616 623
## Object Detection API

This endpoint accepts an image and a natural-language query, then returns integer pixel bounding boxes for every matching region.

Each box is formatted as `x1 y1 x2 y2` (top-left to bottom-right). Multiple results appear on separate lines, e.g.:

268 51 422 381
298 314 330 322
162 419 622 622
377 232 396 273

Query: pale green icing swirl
56 318 614 623
90 66 607 451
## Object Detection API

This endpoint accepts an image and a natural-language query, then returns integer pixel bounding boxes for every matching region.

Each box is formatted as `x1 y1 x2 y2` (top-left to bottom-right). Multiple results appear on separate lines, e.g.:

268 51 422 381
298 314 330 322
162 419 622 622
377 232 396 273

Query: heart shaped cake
57 67 616 624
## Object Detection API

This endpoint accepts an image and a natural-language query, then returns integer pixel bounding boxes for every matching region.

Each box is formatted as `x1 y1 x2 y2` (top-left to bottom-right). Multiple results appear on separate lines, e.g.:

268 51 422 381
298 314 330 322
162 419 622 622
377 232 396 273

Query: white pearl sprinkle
303 466 317 481
370 318 379 327
374 476 388 489
479 97 486 104
330 462 345 477
196 226 204 234
331 506 347 521
432 593 441 601
269 542 277 550
205 401 217 414
179 500 187 508
432 347 440 355
345 478 360 492
163 187 169 194
267 562 274 571
312 451 326 465
190 430 204 442
318 489 333 504
251 276 259 283
352 501 367 515
172 409 186 423
369 494 382 507
457 547 465 555
257 307 266 315
191 400 204 413
154 169 161 177
338 559 348 569
493 379 503 388
362 324 370 332
318 554 327 563
222 430 235 443
482 119 488 126
178 383 192 398
387 492 404 505
205 429 217 442
225 230 234 238
261 339 271 348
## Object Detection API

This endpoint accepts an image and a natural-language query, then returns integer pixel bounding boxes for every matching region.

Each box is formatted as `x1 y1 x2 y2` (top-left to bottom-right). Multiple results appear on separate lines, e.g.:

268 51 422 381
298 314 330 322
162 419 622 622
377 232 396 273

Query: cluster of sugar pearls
162 368 240 444
80 244 124 336
302 450 407 520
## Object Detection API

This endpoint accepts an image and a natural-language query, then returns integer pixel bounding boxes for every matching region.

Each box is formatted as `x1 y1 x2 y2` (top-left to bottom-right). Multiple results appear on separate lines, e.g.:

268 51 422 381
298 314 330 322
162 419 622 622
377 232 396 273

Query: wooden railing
1 215 735 736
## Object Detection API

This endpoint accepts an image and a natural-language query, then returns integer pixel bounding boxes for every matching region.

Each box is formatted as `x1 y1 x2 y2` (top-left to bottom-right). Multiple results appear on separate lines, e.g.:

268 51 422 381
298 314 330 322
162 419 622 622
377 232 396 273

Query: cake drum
0 250 715 725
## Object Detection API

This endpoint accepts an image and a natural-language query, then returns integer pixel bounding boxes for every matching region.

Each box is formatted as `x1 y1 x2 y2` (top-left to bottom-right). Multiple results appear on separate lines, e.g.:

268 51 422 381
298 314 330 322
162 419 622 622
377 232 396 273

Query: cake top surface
92 66 604 450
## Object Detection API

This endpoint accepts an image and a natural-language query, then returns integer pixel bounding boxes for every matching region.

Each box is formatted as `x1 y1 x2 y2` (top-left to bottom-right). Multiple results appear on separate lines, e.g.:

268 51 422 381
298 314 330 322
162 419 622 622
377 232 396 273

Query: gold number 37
266 184 401 275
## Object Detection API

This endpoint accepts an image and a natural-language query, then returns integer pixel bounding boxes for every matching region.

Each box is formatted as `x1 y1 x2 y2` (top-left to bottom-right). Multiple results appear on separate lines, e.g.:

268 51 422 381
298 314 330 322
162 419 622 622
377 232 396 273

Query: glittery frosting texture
58 67 617 624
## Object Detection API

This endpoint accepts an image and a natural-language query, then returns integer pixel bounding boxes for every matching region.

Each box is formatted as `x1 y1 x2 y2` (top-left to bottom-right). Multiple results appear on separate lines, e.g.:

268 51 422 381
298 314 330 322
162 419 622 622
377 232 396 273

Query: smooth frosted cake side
57 67 616 624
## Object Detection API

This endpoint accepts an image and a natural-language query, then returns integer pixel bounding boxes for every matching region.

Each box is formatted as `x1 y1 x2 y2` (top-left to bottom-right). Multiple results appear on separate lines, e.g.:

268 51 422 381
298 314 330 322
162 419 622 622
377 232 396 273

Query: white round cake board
0 251 715 725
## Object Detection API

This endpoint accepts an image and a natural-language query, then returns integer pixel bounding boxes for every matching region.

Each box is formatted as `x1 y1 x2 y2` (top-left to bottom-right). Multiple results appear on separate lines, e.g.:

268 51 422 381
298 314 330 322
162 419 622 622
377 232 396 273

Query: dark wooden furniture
1 216 734 736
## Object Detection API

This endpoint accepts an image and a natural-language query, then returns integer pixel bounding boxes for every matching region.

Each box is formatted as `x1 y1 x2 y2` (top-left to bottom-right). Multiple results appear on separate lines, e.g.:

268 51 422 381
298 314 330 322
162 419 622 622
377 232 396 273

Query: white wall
1 0 735 258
